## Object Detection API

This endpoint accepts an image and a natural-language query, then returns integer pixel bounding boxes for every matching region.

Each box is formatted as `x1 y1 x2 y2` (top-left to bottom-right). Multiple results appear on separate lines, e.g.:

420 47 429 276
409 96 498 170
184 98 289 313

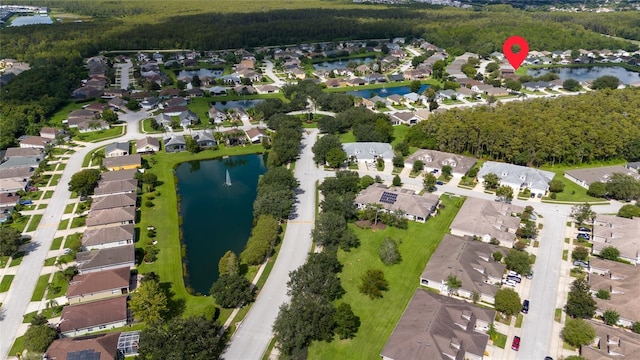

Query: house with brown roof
381 289 494 360
82 224 135 250
90 193 136 211
135 136 160 154
420 234 506 304
93 179 138 197
565 166 640 189
58 296 128 337
405 150 477 178
40 127 65 140
450 197 524 248
86 207 136 227
589 257 640 327
581 320 640 359
103 154 142 171
3 147 42 160
19 135 51 149
76 245 135 274
45 332 121 360
355 184 439 223
245 128 267 144
0 192 19 212
592 215 640 265
389 111 418 126
66 267 131 305
100 169 138 183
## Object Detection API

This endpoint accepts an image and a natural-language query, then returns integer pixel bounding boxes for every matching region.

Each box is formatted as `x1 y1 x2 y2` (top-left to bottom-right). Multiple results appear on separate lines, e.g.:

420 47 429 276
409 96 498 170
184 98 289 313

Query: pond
313 57 375 71
175 154 266 295
9 15 53 26
177 69 224 79
212 99 263 110
345 84 430 99
527 66 640 84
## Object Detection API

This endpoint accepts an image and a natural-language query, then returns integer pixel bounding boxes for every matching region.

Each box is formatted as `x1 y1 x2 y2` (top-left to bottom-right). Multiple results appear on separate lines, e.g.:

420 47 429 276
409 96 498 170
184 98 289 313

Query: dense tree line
266 115 303 166
406 89 640 166
253 166 298 221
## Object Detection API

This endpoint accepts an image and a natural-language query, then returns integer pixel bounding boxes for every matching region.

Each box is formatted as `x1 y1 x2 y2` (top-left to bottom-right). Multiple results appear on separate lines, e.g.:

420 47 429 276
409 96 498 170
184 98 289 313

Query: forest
405 88 640 166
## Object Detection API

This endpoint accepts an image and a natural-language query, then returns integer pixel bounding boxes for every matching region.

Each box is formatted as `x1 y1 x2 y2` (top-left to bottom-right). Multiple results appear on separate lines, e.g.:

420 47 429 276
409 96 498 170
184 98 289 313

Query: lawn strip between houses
309 194 463 359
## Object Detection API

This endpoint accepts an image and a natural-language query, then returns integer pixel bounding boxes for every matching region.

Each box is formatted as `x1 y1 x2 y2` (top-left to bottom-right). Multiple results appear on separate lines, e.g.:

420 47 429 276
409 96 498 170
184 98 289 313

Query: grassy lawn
70 215 86 228
141 118 163 133
562 249 568 261
64 203 76 214
58 218 69 230
22 190 42 201
339 130 356 143
9 335 25 356
44 257 56 266
309 194 464 359
37 203 47 210
391 125 410 147
0 256 9 267
83 146 106 167
31 274 50 301
135 144 264 319
10 252 25 267
46 271 69 300
554 308 562 322
493 332 507 349
515 313 524 328
27 214 43 232
72 126 125 142
50 237 63 250
63 232 82 248
0 275 14 292
9 214 30 233
57 163 67 171
540 161 626 203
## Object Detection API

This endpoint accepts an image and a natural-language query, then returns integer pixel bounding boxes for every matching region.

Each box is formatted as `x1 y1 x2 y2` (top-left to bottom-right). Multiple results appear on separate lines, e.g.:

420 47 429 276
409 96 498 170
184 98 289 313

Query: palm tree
91 150 105 167
445 275 462 296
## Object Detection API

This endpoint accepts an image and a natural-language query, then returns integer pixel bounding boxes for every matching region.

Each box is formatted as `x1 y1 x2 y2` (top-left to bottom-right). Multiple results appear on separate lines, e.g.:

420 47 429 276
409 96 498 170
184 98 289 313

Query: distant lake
345 84 430 99
9 15 53 26
176 154 266 295
178 69 224 78
527 66 640 84
313 57 375 71
212 99 263 110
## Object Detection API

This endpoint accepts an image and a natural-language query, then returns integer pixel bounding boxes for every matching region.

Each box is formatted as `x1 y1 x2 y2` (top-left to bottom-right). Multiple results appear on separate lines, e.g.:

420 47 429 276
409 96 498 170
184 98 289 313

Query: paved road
262 59 286 87
222 129 323 359
115 59 133 90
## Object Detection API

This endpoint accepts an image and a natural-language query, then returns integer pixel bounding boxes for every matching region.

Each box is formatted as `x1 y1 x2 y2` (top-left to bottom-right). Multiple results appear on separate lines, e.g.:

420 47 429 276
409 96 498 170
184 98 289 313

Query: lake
345 84 430 99
178 69 224 78
527 66 640 84
175 154 266 295
212 99 263 110
9 15 53 26
313 57 374 71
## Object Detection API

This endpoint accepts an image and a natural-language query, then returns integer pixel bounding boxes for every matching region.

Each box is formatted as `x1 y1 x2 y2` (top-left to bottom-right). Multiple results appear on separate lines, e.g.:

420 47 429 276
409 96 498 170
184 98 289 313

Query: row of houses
0 146 43 222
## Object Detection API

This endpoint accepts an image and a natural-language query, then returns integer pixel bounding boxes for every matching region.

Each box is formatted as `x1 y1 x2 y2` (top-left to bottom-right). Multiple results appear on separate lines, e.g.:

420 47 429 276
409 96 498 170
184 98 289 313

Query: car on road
522 299 529 314
573 260 589 268
526 270 534 279
511 336 521 351
578 227 590 232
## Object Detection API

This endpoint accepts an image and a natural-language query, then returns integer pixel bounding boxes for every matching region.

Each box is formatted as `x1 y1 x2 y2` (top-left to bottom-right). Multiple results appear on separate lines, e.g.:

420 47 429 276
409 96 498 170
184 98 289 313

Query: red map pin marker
503 36 529 70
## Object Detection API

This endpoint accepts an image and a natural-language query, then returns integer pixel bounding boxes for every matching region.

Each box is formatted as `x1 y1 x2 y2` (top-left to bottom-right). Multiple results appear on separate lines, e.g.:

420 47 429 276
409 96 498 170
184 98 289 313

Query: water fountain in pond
224 170 232 186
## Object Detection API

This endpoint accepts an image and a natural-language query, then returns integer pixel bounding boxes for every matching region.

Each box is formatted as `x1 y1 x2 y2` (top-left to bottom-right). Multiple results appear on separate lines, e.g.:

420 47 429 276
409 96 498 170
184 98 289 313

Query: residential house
346 78 366 87
86 207 136 228
84 103 107 113
589 257 640 327
93 179 138 198
0 192 19 213
3 147 42 160
44 332 122 360
324 79 344 88
342 142 394 164
581 320 640 359
81 224 135 251
387 73 404 82
40 127 65 140
405 150 477 178
420 234 506 304
208 86 228 96
403 92 424 104
592 215 640 265
192 130 216 148
154 113 172 128
90 193 136 212
220 129 247 146
77 120 110 133
389 111 418 126
477 161 555 197
76 245 135 274
565 166 640 189
255 85 279 94
450 197 524 248
413 108 431 122
159 88 180 99
135 137 160 154
386 94 404 106
208 107 228 124
245 128 267 144
66 109 100 128
140 97 160 110
103 88 129 99
188 88 205 98
163 134 187 153
0 168 32 194
66 267 131 305
178 110 199 127
99 170 138 183
522 81 551 91
108 97 128 111
163 106 188 117
354 184 439 223
103 155 141 172
229 107 250 123
19 135 51 149
59 296 128 337
380 289 494 360
105 142 129 158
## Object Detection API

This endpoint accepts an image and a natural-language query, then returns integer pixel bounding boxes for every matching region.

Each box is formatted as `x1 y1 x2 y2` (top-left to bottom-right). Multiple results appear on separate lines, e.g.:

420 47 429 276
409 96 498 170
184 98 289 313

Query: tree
617 204 640 219
424 173 437 192
549 179 565 193
566 278 596 319
392 155 404 168
129 278 168 324
504 79 522 91
359 269 389 299
394 142 410 156
572 246 590 262
359 175 375 190
0 227 23 256
138 316 225 360
68 169 101 196
287 252 345 301
445 275 462 296
562 318 596 347
218 250 239 276
603 310 620 325
139 172 158 193
496 185 514 200
210 273 254 308
591 75 620 90
412 160 424 173
312 134 343 164
441 165 452 179
378 237 402 266
23 323 57 353
410 80 422 93
606 173 640 200
185 136 200 153
326 147 347 168
102 109 119 124
492 251 503 262
392 174 402 187
253 189 294 221
600 246 620 261
633 321 640 334
334 303 360 339
241 215 280 265
495 288 522 316
587 182 607 198
571 203 596 225
483 173 499 190
517 220 538 239
312 211 347 248
563 79 581 91
504 249 531 275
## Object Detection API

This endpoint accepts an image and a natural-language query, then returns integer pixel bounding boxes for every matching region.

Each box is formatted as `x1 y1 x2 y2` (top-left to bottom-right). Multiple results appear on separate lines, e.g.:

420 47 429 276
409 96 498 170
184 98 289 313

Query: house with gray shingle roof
477 161 554 197
342 142 394 163
163 134 186 153
105 142 129 158
450 197 524 248
76 245 135 275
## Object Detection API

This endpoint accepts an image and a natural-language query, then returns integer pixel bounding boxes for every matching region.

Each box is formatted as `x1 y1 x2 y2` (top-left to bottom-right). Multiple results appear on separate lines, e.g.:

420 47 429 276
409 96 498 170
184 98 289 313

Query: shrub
378 237 401 266
145 200 154 208
596 289 610 300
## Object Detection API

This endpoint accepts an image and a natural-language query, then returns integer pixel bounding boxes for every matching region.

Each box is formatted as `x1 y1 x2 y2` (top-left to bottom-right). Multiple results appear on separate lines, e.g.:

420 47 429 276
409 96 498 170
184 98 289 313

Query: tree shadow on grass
160 281 186 319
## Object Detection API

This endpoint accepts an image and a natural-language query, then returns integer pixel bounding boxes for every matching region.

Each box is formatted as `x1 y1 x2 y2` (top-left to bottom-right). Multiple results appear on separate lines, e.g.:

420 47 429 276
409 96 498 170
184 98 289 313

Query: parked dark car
507 275 522 283
577 233 590 240
578 227 590 232
436 181 444 185
522 299 530 314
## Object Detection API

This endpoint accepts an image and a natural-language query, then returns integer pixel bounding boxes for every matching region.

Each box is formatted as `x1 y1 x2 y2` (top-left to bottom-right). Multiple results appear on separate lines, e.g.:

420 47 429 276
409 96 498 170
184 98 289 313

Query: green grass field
339 131 356 143
9 252 25 267
73 126 125 142
64 203 76 214
58 219 69 230
27 214 43 232
31 274 50 301
44 257 56 266
70 216 86 228
46 271 69 300
309 194 464 359
50 237 63 250
540 160 625 203
0 275 14 292
9 215 30 233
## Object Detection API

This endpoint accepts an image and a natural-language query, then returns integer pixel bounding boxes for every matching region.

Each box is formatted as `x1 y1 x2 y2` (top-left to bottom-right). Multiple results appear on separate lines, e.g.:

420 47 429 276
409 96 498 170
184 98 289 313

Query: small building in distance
592 215 640 265
103 154 141 171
